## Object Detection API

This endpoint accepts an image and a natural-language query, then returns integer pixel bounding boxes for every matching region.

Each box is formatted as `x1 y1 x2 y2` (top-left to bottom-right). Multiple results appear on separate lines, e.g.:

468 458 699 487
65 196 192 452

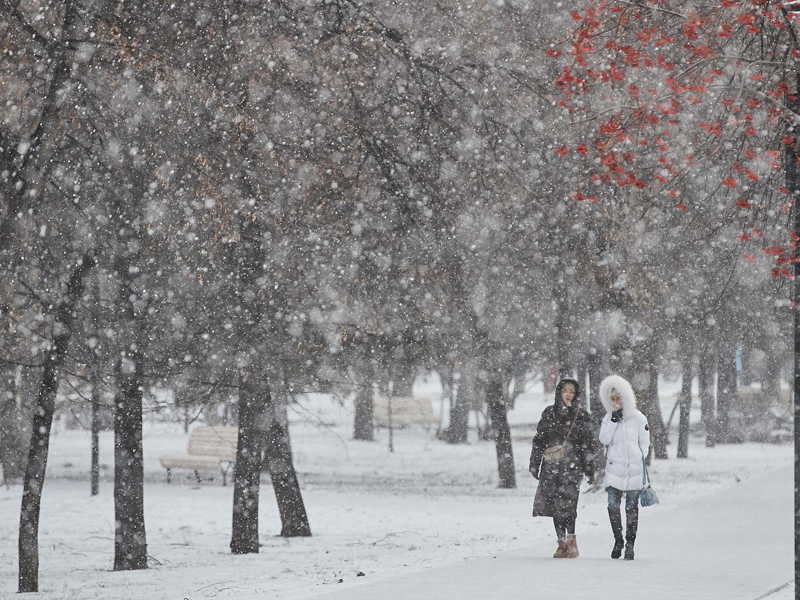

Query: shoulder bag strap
641 452 650 487
563 409 580 444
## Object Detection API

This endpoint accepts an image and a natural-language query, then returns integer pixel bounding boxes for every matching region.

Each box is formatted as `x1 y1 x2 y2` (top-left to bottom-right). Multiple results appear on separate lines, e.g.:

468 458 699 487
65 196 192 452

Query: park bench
373 396 438 428
159 425 238 486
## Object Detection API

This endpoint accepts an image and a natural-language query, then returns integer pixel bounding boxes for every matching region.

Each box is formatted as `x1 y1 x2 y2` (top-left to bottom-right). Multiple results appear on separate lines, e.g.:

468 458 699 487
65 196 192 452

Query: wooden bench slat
373 396 437 427
160 456 228 470
159 426 239 482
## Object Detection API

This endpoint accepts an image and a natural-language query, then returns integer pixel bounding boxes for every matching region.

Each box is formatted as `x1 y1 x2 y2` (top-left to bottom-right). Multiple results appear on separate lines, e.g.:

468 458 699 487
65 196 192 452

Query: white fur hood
599 375 637 415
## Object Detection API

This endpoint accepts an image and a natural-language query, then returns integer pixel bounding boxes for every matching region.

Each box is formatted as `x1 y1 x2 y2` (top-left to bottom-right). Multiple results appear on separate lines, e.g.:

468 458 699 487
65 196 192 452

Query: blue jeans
607 486 640 512
607 486 640 545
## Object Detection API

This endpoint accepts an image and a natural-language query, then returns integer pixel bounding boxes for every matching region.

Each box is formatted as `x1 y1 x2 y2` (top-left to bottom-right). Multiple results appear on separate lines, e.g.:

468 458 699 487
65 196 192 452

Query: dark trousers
607 486 640 544
553 515 576 539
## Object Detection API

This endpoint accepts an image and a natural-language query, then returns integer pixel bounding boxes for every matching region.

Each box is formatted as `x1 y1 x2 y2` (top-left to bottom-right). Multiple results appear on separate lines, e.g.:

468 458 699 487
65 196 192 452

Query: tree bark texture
0 367 26 483
677 351 692 459
576 359 588 410
762 346 781 402
646 340 669 460
789 69 800 594
717 347 738 443
486 378 515 489
90 370 101 497
264 399 312 537
18 254 94 593
586 350 604 430
698 339 717 448
444 380 470 444
113 250 147 571
554 276 572 379
113 364 147 570
90 271 101 496
353 360 374 441
438 365 454 435
230 380 268 554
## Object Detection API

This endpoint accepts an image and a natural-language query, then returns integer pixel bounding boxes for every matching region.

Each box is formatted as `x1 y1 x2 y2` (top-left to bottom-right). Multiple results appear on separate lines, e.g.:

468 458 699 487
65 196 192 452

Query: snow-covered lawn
0 384 793 599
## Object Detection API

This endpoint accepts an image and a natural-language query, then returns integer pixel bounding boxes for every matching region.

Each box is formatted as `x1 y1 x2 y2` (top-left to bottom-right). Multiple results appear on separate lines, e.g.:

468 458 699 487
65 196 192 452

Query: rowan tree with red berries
539 0 799 451
547 0 800 278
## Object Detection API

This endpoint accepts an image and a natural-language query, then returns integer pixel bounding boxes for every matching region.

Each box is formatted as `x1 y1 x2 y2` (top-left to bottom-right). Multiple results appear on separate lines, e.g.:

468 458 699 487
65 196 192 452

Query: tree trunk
113 367 147 570
698 339 717 448
437 364 454 436
90 368 101 497
264 396 311 537
645 339 668 460
18 364 58 594
90 270 101 496
717 348 738 443
230 377 268 554
0 366 27 483
586 350 604 430
353 359 374 441
444 371 469 444
626 339 657 462
19 254 94 593
554 276 572 379
677 350 693 459
486 377 515 489
576 359 588 412
113 251 147 572
787 70 800 596
762 346 781 403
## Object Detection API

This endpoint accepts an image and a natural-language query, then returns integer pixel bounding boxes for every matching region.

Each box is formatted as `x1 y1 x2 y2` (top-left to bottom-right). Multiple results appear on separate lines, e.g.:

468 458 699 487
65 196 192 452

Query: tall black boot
624 506 639 560
608 508 624 559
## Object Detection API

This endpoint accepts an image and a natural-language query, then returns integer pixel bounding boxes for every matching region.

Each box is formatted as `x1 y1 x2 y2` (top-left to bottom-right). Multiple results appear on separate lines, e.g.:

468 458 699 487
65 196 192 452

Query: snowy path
0 416 792 599
303 465 793 600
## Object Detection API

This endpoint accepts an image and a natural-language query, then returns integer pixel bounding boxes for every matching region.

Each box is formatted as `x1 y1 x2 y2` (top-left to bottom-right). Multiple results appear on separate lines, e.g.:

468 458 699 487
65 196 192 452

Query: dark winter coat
529 379 597 519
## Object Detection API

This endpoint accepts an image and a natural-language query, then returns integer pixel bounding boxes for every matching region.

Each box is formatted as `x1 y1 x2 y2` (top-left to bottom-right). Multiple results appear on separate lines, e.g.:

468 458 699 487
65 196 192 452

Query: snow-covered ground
308 463 793 600
0 379 793 599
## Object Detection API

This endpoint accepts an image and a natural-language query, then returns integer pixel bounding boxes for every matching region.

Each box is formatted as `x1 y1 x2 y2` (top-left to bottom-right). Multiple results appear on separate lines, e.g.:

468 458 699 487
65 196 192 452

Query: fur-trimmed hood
599 375 637 415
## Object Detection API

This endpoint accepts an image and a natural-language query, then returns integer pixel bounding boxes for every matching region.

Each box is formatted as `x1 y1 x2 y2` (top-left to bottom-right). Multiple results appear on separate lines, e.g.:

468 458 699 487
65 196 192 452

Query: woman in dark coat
529 378 597 558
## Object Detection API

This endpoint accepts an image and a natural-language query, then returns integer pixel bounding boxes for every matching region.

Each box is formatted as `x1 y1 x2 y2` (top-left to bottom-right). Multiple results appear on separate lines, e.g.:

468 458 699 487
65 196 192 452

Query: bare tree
18 253 94 593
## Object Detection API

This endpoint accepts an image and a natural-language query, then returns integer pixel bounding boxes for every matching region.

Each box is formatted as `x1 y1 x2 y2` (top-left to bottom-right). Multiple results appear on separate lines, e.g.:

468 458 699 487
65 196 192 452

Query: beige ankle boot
553 538 569 558
565 534 579 558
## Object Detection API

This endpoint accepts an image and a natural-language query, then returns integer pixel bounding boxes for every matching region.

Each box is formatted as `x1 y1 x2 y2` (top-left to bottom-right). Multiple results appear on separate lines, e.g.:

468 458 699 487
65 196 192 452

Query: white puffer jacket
599 375 650 491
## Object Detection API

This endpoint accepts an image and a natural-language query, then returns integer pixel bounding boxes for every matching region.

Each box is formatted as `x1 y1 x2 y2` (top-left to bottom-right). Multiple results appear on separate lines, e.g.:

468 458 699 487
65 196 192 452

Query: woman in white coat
599 375 650 560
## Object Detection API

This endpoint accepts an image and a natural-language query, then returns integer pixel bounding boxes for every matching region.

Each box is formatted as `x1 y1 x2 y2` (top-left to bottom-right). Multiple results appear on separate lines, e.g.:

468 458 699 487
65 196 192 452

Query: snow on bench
159 426 238 486
373 396 437 428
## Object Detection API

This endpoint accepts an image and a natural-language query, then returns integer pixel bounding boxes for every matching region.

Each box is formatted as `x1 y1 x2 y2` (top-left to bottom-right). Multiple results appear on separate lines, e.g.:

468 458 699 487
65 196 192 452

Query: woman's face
561 384 576 406
610 391 623 410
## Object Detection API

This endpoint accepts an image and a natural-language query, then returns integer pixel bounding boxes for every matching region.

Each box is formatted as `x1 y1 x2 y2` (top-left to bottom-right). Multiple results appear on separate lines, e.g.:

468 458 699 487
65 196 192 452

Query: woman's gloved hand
611 409 623 423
